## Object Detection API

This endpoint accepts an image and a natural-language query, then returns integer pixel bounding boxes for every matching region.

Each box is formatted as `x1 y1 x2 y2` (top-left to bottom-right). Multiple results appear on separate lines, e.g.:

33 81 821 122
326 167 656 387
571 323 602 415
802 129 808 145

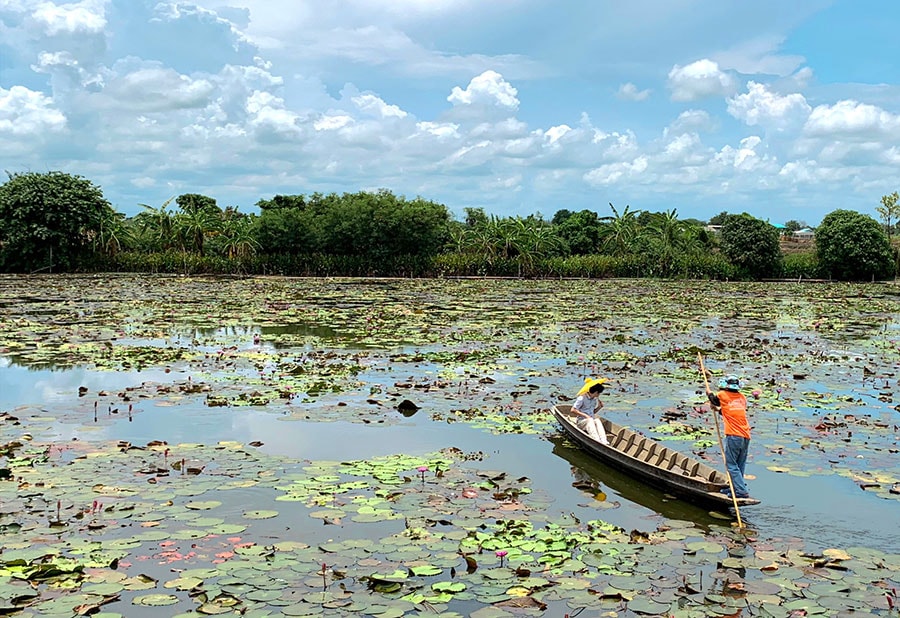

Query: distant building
793 228 815 241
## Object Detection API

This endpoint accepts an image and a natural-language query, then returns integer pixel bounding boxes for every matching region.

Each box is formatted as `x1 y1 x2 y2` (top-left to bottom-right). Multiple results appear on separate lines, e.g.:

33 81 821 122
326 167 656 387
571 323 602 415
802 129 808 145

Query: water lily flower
495 550 508 567
417 466 428 482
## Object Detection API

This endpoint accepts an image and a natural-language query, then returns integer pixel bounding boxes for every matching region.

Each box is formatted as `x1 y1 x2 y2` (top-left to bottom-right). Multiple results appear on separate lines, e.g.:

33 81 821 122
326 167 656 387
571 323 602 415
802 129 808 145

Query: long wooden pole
698 353 743 528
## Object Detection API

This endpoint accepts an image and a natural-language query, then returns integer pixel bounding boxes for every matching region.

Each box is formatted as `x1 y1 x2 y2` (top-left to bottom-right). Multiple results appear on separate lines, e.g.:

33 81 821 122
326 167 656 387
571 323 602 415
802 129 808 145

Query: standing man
706 375 751 499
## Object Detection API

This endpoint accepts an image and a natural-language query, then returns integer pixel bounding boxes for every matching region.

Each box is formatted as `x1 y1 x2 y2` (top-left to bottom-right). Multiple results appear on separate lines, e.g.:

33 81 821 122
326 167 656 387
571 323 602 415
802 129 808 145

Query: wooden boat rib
551 404 760 507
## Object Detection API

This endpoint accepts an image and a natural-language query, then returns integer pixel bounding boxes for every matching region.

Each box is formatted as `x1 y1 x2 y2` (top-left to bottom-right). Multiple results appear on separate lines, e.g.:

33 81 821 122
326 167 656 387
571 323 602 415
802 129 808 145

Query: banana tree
599 202 641 257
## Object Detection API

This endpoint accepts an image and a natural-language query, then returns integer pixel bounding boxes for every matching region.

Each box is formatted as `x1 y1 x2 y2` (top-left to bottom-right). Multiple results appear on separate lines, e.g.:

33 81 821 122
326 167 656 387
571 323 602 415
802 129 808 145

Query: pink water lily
495 550 508 567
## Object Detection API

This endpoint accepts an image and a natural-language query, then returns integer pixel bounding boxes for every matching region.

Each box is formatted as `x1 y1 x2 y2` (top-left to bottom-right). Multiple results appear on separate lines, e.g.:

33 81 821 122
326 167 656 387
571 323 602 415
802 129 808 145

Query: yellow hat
577 377 608 396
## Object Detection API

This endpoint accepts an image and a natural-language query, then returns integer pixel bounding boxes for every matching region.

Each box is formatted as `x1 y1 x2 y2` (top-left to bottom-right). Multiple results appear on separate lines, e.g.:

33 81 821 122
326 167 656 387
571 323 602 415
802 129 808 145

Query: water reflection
548 434 722 528
0 358 185 409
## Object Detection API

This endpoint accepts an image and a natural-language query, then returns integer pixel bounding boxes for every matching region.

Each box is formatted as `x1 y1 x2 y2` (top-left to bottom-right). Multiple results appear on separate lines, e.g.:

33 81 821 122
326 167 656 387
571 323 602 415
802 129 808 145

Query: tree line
0 170 897 281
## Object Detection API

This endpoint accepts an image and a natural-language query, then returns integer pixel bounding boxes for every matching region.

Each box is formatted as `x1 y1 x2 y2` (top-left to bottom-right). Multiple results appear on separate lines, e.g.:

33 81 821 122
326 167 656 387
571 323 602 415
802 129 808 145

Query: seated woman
571 377 610 445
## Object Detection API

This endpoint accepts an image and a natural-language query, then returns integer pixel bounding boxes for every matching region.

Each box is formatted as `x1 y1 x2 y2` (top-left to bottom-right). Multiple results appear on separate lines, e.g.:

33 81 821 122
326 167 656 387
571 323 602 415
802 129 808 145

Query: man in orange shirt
706 375 751 499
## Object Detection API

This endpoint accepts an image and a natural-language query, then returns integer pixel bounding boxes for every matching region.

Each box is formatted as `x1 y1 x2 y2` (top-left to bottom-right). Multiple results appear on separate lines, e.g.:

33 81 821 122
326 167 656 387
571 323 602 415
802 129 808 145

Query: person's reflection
569 465 607 501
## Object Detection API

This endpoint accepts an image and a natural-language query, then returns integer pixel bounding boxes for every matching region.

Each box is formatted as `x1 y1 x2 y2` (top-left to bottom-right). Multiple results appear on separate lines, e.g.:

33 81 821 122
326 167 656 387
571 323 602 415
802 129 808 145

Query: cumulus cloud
667 59 736 101
804 100 900 139
584 156 649 186
246 91 304 137
30 0 107 35
2 0 897 220
714 136 769 171
666 109 715 135
727 81 811 130
99 65 215 112
415 121 459 140
313 114 353 131
0 85 67 134
352 94 407 119
448 70 519 109
616 82 651 101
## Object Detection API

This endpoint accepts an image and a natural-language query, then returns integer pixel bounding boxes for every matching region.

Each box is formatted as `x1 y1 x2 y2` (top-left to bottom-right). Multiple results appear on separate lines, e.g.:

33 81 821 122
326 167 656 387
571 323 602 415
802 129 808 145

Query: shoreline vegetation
1 171 898 281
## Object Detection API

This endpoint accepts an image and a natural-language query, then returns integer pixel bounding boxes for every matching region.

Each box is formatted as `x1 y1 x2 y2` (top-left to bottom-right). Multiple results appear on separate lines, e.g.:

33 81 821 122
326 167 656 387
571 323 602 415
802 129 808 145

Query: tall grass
89 250 755 280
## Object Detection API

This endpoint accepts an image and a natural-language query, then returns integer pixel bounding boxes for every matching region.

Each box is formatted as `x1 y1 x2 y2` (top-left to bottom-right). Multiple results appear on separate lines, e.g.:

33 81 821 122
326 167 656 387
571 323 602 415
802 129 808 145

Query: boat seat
627 437 646 458
654 450 669 467
643 443 658 462
621 434 636 453
687 462 700 477
609 431 624 448
668 453 686 471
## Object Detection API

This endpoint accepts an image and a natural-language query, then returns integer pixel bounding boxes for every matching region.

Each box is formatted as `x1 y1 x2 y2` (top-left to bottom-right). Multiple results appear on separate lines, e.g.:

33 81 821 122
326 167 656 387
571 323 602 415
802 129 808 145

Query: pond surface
0 275 897 618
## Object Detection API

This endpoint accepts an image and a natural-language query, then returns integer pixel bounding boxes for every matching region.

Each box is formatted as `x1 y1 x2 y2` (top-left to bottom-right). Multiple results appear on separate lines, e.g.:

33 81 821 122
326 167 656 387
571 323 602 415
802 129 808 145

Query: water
0 274 897 607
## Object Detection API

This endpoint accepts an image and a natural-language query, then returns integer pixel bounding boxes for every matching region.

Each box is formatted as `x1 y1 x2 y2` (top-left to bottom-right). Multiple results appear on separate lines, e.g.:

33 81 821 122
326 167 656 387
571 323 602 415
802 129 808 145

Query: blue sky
2 0 899 225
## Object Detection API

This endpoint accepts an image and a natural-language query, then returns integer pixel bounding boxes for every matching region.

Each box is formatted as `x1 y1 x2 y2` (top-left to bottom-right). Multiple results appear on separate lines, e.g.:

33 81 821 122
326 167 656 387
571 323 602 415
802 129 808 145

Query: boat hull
551 405 760 508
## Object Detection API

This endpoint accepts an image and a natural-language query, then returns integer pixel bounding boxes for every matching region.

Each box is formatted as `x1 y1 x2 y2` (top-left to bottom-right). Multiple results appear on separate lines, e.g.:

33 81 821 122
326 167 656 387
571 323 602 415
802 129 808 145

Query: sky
1 1 899 225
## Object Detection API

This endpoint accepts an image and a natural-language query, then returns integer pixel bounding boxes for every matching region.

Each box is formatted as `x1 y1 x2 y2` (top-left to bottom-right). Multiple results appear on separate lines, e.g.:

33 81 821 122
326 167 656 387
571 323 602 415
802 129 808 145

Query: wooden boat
551 405 760 508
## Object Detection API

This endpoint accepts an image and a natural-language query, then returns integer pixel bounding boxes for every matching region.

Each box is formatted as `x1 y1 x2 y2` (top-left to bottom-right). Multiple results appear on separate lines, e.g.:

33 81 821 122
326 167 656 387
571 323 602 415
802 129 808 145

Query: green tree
876 192 899 240
554 209 602 255
319 190 450 260
643 209 688 274
0 171 113 272
550 209 573 226
176 193 218 215
174 193 221 256
707 211 729 226
599 202 641 256
508 216 562 275
815 209 895 281
784 220 806 233
218 211 260 259
719 213 783 279
464 207 489 228
135 197 177 252
94 208 134 257
255 194 325 254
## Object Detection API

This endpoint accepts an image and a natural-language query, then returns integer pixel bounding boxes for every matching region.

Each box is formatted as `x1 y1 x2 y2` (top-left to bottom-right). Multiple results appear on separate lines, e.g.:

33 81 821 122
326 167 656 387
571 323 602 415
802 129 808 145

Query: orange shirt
717 390 751 439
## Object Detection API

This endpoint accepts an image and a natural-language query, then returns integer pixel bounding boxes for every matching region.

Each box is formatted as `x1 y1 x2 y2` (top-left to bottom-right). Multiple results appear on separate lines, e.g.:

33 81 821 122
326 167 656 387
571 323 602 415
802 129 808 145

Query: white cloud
667 59 736 101
0 85 66 134
727 81 811 130
804 100 900 139
415 121 459 139
448 70 519 109
246 90 303 136
584 156 648 186
352 94 407 119
666 109 715 135
544 124 572 144
31 0 106 35
778 160 856 185
314 114 354 131
616 82 651 101
714 135 769 171
100 66 215 112
1 0 897 222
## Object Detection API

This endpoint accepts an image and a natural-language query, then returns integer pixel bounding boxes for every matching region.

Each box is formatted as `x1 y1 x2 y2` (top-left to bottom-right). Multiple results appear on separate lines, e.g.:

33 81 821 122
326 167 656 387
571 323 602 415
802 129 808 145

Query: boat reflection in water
548 433 737 528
